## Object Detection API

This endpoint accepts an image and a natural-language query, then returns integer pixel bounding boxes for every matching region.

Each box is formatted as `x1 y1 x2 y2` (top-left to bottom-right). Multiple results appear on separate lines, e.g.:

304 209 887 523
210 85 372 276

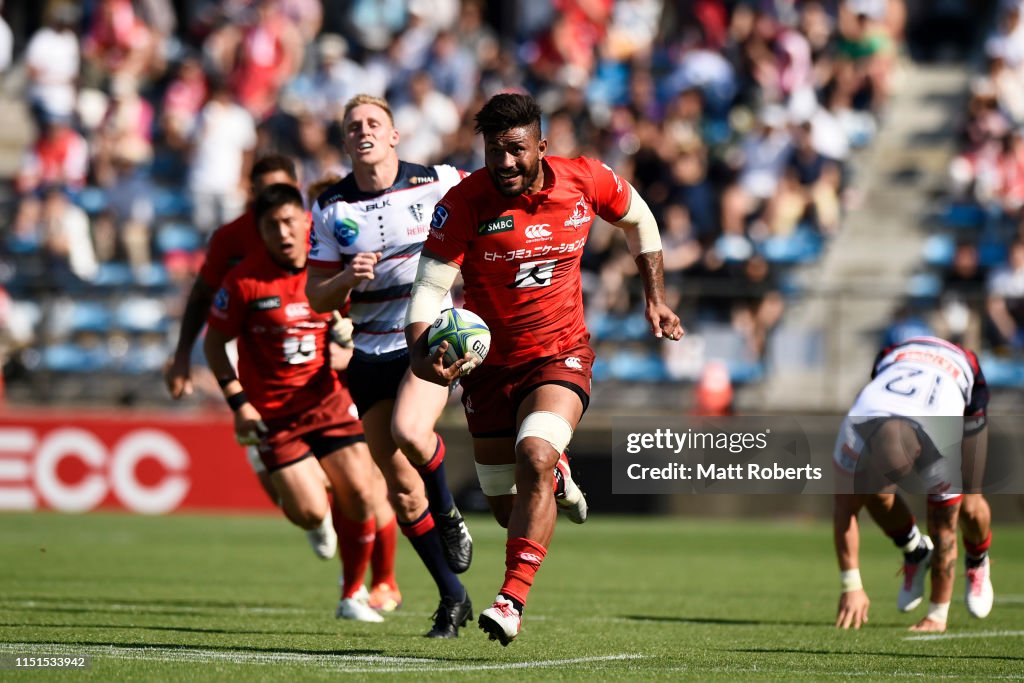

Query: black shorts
346 350 409 417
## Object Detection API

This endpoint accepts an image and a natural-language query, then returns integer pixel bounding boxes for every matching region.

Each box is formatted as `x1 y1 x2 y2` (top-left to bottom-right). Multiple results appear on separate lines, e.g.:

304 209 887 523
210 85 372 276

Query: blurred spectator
721 105 793 235
835 0 896 113
660 203 703 276
160 55 208 151
393 70 459 165
24 5 80 131
984 40 1024 126
230 0 303 120
92 75 154 187
731 254 784 356
426 30 478 114
455 0 499 68
102 158 156 270
0 1 13 74
342 0 407 52
15 116 89 194
935 241 986 348
187 79 256 233
667 133 718 240
12 187 97 286
82 0 157 86
693 359 734 416
300 33 368 120
986 239 1024 352
769 119 841 236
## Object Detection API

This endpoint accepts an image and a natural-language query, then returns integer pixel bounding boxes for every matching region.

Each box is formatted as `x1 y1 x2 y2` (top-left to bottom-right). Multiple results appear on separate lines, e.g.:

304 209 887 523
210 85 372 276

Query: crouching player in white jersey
305 95 473 638
833 336 995 632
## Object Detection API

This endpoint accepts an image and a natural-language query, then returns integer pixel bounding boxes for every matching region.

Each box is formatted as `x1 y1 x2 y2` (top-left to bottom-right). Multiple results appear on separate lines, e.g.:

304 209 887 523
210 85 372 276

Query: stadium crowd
0 0 907 402
878 0 1024 390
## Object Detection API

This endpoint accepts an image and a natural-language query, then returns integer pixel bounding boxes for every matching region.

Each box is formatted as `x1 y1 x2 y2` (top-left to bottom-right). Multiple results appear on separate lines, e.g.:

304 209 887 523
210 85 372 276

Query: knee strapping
475 462 517 496
515 411 573 455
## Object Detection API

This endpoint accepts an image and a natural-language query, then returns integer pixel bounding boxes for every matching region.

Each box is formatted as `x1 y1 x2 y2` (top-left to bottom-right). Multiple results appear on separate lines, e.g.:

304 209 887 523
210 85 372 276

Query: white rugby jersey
850 336 987 425
309 162 464 357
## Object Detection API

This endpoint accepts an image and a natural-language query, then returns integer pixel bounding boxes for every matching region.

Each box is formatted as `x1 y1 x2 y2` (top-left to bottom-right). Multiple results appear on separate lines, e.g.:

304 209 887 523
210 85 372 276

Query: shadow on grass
729 647 1024 662
0 622 329 637
0 639 489 662
2 595 304 610
623 615 823 627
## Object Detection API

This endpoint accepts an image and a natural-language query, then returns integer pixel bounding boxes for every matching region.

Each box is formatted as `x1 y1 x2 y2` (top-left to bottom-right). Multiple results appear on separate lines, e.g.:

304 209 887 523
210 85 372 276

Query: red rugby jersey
198 208 262 290
206 248 338 420
426 156 631 364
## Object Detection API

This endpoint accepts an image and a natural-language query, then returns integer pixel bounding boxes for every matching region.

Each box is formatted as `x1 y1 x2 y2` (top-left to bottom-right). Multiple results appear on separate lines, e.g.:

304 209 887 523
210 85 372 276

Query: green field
0 512 1021 681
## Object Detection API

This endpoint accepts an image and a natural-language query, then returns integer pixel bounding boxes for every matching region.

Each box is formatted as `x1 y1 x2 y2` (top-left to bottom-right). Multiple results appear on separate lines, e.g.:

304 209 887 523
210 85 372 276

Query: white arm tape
614 184 662 257
406 257 459 326
475 462 517 496
516 411 574 455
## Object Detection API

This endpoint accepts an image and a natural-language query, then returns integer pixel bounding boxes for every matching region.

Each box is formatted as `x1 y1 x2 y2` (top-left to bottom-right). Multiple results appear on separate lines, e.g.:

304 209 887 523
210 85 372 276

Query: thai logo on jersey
213 287 229 310
333 216 359 246
524 223 552 241
564 195 592 230
510 259 557 288
409 203 425 223
478 215 515 236
430 205 449 230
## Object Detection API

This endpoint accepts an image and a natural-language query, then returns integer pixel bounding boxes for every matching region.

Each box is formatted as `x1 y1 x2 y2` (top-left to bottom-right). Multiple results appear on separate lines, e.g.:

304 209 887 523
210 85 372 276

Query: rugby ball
428 308 490 371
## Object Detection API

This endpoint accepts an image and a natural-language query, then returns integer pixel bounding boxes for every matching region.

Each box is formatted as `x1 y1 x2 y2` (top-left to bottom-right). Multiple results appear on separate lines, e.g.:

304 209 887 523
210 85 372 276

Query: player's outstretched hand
908 617 946 633
646 302 685 341
835 589 870 629
409 340 469 387
163 354 193 399
233 403 268 446
344 252 382 287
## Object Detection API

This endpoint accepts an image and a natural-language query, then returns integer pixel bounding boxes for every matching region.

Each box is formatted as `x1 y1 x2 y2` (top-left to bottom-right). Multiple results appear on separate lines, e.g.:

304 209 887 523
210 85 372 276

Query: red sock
964 530 992 558
499 537 547 606
371 516 398 588
337 516 375 598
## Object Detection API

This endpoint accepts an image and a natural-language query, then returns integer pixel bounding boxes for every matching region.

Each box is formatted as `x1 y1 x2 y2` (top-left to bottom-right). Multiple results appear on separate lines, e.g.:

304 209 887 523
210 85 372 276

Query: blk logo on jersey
564 196 592 230
333 217 359 246
510 259 556 288
524 223 552 241
478 215 515 236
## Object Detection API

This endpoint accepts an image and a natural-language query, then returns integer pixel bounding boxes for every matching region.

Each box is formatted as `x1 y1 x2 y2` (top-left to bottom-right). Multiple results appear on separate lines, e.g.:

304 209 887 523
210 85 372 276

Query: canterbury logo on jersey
524 223 552 240
564 357 583 370
510 259 556 288
478 215 515 235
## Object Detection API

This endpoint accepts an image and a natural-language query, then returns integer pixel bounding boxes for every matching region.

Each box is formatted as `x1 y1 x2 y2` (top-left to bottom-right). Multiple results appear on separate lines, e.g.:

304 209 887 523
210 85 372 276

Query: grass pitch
0 511 1021 681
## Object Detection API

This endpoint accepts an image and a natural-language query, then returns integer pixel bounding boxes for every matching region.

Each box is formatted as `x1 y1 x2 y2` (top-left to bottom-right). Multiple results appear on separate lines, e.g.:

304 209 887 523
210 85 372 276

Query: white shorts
833 414 963 503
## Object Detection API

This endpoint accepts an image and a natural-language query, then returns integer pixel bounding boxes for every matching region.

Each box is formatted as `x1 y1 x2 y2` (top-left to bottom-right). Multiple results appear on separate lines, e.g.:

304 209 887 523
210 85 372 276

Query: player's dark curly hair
254 183 305 223
250 154 297 183
474 93 542 139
